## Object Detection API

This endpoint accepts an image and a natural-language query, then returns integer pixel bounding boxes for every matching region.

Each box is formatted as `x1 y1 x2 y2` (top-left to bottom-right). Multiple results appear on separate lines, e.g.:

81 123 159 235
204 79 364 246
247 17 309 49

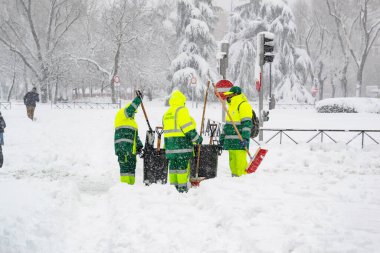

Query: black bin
143 149 168 185
190 145 219 179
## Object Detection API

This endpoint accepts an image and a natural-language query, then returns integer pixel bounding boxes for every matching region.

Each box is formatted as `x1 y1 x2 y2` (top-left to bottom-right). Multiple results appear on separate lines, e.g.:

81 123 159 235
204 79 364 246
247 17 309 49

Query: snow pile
0 102 380 252
316 97 380 113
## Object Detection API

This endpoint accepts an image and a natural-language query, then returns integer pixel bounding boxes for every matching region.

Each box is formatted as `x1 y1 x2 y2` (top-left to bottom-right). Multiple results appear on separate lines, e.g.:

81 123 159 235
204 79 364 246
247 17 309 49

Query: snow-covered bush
316 98 380 113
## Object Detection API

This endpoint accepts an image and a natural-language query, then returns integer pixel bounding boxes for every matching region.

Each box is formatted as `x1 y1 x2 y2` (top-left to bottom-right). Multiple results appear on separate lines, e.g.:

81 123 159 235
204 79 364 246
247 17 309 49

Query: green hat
223 86 242 96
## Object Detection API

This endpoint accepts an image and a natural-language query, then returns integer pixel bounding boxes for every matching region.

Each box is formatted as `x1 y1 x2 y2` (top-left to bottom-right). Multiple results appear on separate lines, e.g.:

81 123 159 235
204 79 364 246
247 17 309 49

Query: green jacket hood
169 90 187 107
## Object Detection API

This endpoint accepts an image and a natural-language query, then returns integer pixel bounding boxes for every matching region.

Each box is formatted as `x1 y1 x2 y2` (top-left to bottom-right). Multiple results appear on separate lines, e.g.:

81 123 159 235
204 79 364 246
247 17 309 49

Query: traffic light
263 34 274 63
257 32 275 66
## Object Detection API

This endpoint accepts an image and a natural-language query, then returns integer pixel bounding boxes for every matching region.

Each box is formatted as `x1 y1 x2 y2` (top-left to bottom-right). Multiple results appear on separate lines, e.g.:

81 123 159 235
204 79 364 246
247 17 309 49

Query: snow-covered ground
1 100 380 253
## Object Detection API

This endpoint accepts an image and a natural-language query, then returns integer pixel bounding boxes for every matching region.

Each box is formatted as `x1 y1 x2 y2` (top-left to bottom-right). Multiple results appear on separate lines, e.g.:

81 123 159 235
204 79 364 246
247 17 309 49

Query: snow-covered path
1 101 380 253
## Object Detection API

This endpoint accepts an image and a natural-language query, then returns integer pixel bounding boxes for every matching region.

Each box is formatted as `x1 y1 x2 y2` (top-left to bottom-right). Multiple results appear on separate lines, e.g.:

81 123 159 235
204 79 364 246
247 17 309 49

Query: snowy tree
225 1 262 96
71 0 176 103
227 0 314 103
168 0 218 97
0 0 83 102
123 0 177 100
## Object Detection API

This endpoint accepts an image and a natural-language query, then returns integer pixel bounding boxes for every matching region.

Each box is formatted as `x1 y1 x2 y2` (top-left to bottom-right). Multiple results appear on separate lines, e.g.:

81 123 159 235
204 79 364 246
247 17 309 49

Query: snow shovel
190 81 211 187
212 83 268 174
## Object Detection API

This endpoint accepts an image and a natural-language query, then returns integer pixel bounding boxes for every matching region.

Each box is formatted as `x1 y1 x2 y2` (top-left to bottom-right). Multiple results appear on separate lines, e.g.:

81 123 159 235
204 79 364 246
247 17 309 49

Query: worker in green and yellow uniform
114 91 144 185
219 86 253 177
163 90 203 193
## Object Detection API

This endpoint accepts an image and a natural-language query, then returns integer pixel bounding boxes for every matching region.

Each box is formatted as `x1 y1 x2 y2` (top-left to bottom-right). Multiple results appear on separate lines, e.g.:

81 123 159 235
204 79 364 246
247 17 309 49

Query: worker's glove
239 139 249 148
217 143 223 155
135 90 144 100
194 135 203 145
136 146 144 158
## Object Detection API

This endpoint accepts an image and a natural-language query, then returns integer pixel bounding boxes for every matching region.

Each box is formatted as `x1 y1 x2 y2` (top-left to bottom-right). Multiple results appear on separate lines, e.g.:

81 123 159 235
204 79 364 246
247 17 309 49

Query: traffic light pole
220 41 229 122
259 64 264 141
257 32 274 141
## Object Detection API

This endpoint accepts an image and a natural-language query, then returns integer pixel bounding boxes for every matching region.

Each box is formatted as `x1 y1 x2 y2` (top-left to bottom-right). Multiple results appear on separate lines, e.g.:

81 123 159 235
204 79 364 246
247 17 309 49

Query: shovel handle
155 126 164 151
138 92 153 132
195 81 211 178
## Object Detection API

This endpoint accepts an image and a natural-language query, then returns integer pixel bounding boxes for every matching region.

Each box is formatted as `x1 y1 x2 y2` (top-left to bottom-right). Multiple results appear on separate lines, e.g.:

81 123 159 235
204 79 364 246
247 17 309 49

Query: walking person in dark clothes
23 87 39 120
0 112 6 168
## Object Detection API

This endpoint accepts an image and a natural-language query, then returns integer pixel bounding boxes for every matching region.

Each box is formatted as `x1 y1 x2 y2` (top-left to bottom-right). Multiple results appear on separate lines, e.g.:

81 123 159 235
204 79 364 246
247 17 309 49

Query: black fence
253 128 380 149
250 103 315 110
51 101 121 109
0 102 11 110
204 118 379 149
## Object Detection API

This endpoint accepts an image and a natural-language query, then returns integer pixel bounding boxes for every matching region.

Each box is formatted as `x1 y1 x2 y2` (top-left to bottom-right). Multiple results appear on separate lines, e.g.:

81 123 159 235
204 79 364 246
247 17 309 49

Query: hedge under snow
316 98 380 113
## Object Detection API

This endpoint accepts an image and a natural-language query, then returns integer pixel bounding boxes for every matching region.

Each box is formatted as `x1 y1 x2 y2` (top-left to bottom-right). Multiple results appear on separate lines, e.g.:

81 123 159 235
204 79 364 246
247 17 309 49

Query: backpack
238 101 260 138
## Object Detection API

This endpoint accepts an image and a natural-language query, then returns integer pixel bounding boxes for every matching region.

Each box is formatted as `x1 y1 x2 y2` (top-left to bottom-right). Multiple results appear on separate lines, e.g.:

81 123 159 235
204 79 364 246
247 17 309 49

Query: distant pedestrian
0 112 6 168
23 87 39 120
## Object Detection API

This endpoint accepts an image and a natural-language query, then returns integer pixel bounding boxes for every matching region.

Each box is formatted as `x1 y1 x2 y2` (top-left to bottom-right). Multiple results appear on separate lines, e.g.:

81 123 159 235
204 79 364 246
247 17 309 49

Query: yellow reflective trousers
228 150 248 177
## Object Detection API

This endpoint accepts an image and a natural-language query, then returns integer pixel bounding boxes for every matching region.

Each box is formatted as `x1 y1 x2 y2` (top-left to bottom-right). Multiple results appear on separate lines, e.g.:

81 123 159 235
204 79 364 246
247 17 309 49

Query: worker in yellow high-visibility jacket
162 90 202 193
114 91 144 185
220 86 253 177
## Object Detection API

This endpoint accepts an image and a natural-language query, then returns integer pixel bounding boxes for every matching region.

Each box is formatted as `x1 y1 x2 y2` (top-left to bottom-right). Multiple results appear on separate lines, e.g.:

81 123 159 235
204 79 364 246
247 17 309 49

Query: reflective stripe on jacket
220 93 253 150
114 96 143 155
163 90 200 159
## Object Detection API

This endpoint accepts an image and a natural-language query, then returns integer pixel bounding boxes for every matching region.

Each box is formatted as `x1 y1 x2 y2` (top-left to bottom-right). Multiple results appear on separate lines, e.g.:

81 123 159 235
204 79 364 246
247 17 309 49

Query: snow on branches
227 0 314 103
168 0 217 96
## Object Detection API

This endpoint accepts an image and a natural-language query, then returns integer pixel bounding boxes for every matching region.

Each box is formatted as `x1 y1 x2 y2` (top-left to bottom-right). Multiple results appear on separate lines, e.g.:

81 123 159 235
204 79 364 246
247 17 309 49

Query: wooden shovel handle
155 126 163 151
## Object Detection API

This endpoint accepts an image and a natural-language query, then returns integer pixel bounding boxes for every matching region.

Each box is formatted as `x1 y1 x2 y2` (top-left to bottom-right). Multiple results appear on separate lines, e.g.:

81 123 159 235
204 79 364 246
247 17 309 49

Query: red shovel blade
190 181 201 187
246 148 268 174
189 177 206 187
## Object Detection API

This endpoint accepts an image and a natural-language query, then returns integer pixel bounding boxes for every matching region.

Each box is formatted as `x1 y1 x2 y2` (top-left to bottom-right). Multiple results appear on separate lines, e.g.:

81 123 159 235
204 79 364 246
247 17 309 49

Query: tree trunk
54 77 59 104
319 80 324 101
48 82 53 101
317 61 325 101
110 43 122 104
356 56 366 97
331 79 336 98
90 78 93 98
7 72 16 102
340 59 349 97
23 64 29 94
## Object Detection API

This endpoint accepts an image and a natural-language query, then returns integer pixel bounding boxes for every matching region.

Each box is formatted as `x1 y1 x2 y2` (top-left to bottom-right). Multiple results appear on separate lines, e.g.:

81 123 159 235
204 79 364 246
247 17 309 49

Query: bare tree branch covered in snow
0 0 82 102
326 0 380 97
0 0 177 102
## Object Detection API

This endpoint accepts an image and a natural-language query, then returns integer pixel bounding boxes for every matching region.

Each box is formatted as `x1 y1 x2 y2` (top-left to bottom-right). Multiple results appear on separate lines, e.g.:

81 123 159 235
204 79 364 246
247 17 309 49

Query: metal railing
254 128 380 148
51 101 121 109
273 103 315 110
204 118 379 149
250 103 315 110
0 102 11 110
